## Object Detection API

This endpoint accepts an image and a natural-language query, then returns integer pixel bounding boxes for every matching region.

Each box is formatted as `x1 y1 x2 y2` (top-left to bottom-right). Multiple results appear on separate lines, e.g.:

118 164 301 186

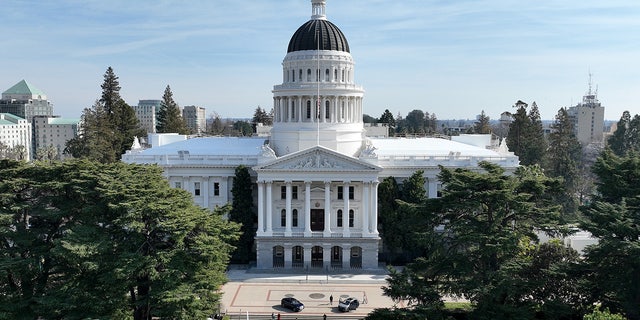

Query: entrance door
310 209 324 231
311 246 323 268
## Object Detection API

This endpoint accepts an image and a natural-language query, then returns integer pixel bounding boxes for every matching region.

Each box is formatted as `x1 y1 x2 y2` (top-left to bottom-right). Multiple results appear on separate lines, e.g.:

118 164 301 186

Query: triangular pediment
254 146 381 172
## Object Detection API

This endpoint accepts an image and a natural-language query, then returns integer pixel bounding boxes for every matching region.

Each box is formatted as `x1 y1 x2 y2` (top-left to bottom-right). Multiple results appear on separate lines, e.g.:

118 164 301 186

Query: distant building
567 77 605 145
0 80 53 122
183 105 206 134
33 116 80 160
0 113 31 160
134 100 161 134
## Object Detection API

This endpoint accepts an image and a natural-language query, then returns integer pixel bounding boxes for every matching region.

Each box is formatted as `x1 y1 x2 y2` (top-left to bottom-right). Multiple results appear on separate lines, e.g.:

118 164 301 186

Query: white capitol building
122 0 519 270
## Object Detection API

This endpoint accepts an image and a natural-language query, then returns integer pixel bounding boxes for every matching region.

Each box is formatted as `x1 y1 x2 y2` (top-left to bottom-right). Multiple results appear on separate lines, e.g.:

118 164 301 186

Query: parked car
338 297 360 312
281 297 304 312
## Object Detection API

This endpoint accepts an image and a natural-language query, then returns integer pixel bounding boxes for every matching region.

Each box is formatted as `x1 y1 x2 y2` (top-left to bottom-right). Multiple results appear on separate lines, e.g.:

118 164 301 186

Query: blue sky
2 0 638 121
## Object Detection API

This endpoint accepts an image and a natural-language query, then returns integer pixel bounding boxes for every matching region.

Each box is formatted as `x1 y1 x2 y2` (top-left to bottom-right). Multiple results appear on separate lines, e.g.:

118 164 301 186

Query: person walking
271 312 275 320
363 292 368 304
277 313 281 320
329 294 333 305
323 314 327 320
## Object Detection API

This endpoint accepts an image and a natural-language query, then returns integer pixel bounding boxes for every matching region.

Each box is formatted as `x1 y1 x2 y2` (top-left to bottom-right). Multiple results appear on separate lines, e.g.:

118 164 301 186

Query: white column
203 176 210 209
304 181 312 236
257 181 264 236
266 181 273 235
323 181 331 237
362 181 370 235
297 96 303 123
343 181 350 237
285 181 292 236
372 181 379 235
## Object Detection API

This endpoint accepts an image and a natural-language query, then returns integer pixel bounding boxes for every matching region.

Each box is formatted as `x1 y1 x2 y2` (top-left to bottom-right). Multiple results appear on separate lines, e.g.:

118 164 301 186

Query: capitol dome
288 19 350 53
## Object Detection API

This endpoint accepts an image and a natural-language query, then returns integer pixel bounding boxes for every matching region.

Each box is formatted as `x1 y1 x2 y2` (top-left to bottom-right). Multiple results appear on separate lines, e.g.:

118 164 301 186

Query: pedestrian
323 314 327 320
277 313 281 320
363 292 368 304
329 294 333 305
271 312 275 320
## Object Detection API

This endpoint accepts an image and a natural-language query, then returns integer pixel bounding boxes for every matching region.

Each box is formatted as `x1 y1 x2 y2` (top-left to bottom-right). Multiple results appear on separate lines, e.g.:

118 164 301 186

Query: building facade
567 78 605 145
134 99 161 134
183 105 206 134
33 116 80 160
0 113 32 160
0 80 53 122
122 0 520 271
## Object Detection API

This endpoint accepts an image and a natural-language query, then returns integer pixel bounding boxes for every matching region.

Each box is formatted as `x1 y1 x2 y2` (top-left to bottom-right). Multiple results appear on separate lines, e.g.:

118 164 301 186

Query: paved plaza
219 268 400 319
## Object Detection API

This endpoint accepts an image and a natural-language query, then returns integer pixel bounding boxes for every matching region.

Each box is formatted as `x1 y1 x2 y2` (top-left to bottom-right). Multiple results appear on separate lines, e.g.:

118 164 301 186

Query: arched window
349 209 354 227
307 69 311 82
325 101 330 119
325 69 330 81
334 69 338 81
341 69 345 82
292 70 295 82
281 209 286 227
337 209 343 227
292 209 298 227
299 69 302 82
306 101 312 119
341 101 345 119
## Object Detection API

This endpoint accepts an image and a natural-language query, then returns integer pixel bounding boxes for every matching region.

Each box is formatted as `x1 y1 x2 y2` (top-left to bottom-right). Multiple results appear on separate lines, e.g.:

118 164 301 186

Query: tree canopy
506 100 547 166
156 85 190 134
0 159 240 319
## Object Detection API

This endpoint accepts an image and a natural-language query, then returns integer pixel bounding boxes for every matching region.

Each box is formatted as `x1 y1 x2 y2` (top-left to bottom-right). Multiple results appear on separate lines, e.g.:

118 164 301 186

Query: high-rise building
0 113 31 160
33 116 80 160
567 76 605 145
134 100 161 134
0 80 53 122
123 0 520 270
182 105 206 134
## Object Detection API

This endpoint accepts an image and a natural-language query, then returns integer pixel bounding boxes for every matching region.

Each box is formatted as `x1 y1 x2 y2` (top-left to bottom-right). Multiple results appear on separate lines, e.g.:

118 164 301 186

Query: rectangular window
337 186 343 200
292 186 298 199
281 186 287 199
174 181 182 189
349 186 355 200
214 182 220 196
194 182 201 196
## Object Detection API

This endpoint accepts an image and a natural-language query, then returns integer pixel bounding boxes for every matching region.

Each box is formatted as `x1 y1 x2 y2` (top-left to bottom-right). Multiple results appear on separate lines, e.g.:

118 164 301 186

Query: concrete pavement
218 267 400 319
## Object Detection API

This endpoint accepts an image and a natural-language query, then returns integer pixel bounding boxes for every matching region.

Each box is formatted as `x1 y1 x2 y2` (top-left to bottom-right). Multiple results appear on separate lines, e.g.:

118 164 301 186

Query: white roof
369 137 501 157
137 137 267 156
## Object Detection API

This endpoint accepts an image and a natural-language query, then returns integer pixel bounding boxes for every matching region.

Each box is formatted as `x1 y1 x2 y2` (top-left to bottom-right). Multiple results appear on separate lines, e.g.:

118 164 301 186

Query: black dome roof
287 19 350 53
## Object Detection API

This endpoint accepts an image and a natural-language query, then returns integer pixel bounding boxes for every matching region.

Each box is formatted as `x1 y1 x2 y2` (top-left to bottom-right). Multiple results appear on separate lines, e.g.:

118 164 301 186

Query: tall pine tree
506 100 547 166
156 85 190 134
65 67 144 162
229 165 254 263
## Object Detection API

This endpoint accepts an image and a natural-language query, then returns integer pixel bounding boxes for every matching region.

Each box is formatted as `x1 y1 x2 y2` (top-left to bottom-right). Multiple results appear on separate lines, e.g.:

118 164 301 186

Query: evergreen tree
405 109 425 134
580 150 640 320
506 100 547 166
229 165 254 263
378 176 402 261
606 111 640 157
378 109 396 136
156 85 189 134
473 110 492 134
545 107 582 218
251 106 272 126
400 170 427 204
65 67 144 162
0 160 240 319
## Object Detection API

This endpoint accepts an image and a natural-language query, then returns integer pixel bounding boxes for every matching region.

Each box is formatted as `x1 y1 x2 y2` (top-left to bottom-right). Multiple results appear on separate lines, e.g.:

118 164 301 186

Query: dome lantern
311 0 327 20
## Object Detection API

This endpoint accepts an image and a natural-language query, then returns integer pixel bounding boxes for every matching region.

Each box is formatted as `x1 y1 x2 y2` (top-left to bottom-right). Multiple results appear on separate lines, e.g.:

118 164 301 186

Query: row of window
279 209 355 228
286 68 351 83
280 185 354 200
174 181 221 196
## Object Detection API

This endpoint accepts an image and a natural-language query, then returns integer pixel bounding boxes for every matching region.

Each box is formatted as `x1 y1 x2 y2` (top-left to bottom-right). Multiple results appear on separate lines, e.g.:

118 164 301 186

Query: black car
281 297 304 312
338 297 360 312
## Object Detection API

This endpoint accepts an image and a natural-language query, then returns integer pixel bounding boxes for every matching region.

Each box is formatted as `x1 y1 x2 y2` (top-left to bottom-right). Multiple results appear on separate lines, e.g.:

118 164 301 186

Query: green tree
362 114 377 123
378 109 396 136
607 111 640 157
156 85 189 134
65 67 144 162
0 160 240 319
229 165 254 263
545 107 582 218
378 176 402 261
473 110 492 134
232 120 253 136
580 150 640 320
405 109 425 134
400 170 427 204
507 100 547 166
251 106 272 126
